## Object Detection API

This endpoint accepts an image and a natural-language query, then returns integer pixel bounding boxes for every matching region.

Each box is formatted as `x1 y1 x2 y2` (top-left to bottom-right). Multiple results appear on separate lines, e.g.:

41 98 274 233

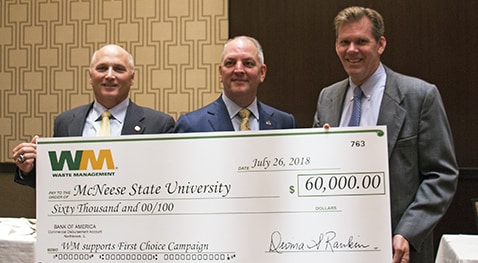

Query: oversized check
36 127 392 262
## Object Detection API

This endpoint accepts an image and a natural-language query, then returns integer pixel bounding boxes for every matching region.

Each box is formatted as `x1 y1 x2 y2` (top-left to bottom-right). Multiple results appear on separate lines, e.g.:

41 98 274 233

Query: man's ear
260 63 267 83
378 36 387 55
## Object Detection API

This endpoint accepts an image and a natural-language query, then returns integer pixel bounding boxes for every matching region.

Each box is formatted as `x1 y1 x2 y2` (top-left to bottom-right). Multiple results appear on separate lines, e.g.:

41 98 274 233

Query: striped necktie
348 87 363 127
97 111 112 136
239 108 251 131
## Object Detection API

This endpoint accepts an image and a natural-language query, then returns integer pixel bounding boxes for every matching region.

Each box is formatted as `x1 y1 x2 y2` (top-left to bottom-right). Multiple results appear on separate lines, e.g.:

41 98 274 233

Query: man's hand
392 234 410 263
12 135 39 174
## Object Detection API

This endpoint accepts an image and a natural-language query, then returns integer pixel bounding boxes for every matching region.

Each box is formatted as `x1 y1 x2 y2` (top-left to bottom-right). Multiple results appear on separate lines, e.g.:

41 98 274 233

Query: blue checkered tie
348 87 363 126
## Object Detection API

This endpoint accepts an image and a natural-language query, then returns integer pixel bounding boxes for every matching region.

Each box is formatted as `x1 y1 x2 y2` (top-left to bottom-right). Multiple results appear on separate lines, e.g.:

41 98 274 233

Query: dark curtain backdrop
229 0 478 254
229 0 478 168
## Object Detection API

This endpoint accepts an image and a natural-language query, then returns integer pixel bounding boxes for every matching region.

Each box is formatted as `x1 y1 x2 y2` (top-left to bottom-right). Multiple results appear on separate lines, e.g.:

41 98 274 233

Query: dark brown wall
229 0 478 255
229 0 478 168
0 164 36 218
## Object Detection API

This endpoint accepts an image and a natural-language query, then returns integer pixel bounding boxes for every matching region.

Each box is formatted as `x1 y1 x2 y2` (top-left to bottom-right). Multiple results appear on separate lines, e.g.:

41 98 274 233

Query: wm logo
48 149 115 171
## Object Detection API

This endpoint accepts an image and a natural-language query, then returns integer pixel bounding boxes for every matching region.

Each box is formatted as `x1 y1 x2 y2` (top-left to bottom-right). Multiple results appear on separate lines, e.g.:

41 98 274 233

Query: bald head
88 44 135 109
90 45 135 73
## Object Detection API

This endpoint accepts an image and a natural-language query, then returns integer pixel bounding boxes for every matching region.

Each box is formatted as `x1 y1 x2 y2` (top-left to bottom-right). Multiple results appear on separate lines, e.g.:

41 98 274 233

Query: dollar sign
289 185 295 194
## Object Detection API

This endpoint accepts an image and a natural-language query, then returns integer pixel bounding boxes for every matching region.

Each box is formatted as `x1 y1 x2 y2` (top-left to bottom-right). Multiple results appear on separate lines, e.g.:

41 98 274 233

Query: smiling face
219 37 267 107
88 45 135 109
335 17 386 86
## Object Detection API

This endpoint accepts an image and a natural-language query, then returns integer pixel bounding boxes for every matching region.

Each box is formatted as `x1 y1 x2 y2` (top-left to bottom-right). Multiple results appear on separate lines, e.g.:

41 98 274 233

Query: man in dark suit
312 7 458 263
174 36 295 132
12 44 175 187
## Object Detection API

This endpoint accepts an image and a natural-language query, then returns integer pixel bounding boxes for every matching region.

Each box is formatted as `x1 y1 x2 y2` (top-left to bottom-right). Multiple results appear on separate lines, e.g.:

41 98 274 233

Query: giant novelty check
36 127 392 262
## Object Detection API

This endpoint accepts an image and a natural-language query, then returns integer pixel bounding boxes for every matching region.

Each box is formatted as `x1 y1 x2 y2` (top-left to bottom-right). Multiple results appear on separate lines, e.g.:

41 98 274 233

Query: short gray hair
220 36 265 65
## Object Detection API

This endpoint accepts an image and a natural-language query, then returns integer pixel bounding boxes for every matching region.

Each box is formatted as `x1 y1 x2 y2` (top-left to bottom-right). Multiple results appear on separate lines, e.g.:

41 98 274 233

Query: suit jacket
313 66 458 262
15 100 175 187
174 96 296 132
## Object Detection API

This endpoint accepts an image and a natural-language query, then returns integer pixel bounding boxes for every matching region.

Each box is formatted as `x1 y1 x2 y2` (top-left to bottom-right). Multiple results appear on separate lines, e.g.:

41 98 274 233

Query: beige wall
0 0 228 162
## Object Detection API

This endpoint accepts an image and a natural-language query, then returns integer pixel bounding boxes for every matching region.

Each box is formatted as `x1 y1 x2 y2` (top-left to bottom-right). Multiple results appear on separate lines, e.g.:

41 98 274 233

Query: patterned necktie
348 87 363 127
239 108 251 131
97 111 112 136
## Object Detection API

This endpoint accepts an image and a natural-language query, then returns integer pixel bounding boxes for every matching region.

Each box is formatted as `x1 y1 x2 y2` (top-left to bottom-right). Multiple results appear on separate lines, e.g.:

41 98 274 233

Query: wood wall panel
0 0 228 163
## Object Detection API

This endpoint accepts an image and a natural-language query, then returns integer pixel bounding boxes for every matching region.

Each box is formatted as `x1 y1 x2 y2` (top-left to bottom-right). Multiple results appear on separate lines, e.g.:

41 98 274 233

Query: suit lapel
69 119 85 136
69 104 91 136
122 101 146 135
322 79 348 127
378 67 406 158
329 83 348 127
258 102 276 130
207 97 234 131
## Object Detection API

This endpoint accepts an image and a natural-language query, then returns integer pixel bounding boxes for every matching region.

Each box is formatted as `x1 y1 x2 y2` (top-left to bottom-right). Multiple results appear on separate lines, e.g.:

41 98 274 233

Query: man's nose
105 67 115 78
347 42 358 52
233 62 244 72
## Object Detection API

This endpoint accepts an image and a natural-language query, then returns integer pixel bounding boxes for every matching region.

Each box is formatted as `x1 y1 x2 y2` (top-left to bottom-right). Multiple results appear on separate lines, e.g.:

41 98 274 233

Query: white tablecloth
436 234 478 263
0 218 36 263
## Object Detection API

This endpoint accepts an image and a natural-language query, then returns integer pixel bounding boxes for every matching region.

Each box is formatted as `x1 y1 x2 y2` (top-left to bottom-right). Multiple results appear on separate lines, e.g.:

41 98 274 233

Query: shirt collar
222 93 259 120
348 63 386 100
93 98 129 123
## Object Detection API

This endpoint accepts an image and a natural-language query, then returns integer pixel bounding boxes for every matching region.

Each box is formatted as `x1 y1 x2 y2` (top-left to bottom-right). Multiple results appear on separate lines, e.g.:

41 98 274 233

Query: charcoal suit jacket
313 66 458 262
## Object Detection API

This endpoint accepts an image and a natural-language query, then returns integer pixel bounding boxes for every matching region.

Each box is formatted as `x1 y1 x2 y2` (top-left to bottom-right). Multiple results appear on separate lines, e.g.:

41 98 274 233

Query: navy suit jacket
174 96 296 132
313 66 458 262
15 100 175 187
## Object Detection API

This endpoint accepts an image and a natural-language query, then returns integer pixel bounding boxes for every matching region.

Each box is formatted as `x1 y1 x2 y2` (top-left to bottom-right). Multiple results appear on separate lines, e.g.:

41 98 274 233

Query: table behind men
0 217 36 263
435 234 478 263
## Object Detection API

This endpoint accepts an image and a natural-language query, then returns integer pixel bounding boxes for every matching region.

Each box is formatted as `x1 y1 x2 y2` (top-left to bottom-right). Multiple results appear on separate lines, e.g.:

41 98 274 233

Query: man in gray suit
313 6 458 263
12 44 175 188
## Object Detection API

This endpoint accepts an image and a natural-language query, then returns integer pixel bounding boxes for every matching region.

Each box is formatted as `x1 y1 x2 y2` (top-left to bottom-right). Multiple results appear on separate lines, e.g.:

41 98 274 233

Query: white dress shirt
82 98 129 136
339 63 386 127
222 93 259 131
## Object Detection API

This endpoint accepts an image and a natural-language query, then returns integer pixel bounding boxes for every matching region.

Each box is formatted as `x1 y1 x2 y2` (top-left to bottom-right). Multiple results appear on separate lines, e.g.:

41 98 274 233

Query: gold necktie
97 111 112 136
239 108 251 131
